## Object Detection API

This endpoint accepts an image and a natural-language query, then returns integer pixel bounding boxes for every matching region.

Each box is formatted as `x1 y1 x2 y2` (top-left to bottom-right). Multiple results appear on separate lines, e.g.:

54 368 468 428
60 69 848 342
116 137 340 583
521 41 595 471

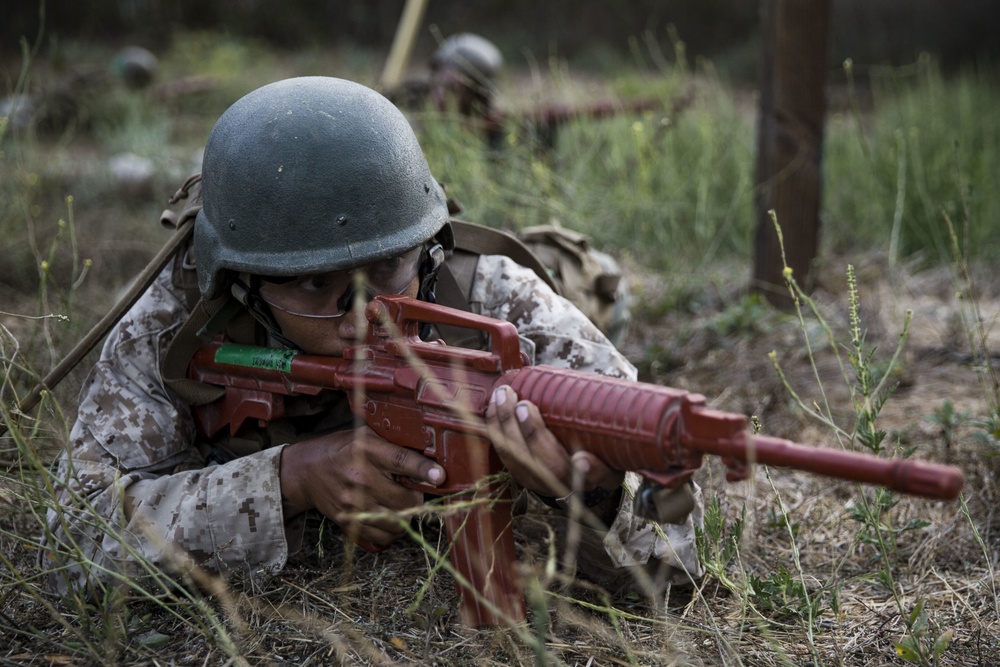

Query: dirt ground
4 244 997 666
618 251 1000 664
1 62 997 665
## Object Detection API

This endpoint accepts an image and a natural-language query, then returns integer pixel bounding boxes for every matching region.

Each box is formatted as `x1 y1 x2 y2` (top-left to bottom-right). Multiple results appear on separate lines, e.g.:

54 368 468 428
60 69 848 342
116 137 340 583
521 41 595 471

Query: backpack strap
161 293 261 406
430 220 560 349
449 220 560 294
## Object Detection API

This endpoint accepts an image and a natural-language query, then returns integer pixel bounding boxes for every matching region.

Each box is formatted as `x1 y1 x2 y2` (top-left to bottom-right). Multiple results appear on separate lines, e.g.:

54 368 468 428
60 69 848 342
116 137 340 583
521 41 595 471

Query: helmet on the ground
195 76 450 299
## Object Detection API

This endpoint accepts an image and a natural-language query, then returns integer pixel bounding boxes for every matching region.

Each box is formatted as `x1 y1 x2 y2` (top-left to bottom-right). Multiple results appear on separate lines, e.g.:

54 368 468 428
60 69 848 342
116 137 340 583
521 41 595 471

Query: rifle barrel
504 364 963 501
700 433 963 500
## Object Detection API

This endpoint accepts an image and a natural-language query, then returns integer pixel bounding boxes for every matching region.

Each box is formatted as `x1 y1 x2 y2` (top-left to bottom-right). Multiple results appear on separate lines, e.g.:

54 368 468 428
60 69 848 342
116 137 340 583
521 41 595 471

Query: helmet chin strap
230 275 300 350
419 242 447 302
417 242 447 340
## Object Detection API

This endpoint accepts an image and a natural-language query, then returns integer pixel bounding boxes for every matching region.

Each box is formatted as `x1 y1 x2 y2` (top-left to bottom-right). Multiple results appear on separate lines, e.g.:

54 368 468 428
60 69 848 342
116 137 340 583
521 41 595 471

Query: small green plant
695 496 746 593
927 399 973 458
846 489 930 568
706 292 774 339
971 409 1000 454
845 265 905 457
765 506 799 538
894 599 954 665
841 264 932 562
746 566 821 624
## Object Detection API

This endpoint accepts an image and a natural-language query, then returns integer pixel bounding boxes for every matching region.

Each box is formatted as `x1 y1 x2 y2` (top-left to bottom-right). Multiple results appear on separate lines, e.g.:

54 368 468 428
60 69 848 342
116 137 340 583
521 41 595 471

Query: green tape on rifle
214 344 298 372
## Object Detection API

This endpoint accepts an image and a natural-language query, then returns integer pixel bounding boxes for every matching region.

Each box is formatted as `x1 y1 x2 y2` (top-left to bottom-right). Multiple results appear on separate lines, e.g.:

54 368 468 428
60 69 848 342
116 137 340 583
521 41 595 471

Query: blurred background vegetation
2 7 999 662
4 0 1000 79
2 0 999 385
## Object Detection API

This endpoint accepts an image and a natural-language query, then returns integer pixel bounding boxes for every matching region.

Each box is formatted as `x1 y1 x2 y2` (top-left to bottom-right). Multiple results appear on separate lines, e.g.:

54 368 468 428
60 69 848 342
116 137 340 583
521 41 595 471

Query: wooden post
753 0 831 308
380 0 430 92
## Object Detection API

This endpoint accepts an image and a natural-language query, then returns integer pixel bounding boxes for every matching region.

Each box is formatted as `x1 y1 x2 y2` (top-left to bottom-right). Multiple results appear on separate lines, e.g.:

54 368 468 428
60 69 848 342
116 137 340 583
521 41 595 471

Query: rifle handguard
189 294 965 628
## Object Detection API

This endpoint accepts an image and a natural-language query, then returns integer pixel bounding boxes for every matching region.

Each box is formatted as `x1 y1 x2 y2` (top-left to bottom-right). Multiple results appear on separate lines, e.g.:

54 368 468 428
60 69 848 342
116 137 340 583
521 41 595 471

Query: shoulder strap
432 251 487 348
434 249 478 311
160 296 229 405
449 219 560 294
161 293 261 406
430 220 559 349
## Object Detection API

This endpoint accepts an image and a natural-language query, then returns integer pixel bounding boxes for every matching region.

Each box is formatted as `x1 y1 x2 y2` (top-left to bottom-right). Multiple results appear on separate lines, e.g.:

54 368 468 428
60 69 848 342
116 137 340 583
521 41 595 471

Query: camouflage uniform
43 253 703 595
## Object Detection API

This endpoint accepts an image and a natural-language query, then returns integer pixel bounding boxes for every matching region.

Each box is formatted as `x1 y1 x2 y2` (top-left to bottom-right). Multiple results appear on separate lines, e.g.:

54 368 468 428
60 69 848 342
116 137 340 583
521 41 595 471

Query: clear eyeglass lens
257 246 422 318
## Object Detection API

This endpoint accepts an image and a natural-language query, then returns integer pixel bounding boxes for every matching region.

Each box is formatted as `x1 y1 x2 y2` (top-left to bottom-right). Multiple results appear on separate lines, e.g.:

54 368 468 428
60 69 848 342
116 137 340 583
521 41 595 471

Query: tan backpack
516 223 629 347
426 219 629 348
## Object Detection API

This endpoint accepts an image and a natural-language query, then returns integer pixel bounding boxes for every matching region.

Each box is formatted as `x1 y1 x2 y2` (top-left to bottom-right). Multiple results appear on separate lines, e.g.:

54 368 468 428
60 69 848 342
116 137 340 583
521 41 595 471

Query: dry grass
2 251 998 666
2 39 998 666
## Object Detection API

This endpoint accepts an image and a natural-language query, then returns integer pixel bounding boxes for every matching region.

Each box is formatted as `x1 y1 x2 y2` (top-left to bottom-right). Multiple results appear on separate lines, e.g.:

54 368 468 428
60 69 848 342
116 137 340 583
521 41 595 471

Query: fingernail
515 404 530 422
428 466 444 484
492 387 507 407
574 456 591 475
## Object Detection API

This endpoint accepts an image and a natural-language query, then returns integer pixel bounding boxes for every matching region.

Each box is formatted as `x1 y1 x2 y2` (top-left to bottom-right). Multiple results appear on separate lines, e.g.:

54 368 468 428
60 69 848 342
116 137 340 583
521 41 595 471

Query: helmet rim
195 76 449 299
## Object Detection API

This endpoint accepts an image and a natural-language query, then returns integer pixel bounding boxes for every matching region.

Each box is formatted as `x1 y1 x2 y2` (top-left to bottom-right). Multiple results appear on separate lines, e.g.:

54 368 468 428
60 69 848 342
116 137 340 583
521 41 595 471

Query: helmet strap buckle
419 242 446 302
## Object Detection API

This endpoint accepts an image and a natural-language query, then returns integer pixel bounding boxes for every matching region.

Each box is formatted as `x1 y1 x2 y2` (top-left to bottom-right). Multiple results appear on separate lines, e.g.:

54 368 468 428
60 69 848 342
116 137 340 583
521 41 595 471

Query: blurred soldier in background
390 32 662 154
111 46 159 89
428 32 503 119
0 46 158 136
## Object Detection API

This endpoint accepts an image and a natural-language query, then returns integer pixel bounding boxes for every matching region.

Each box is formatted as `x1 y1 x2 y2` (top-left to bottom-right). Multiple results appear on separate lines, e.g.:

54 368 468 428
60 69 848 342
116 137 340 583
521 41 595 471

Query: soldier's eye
297 274 332 294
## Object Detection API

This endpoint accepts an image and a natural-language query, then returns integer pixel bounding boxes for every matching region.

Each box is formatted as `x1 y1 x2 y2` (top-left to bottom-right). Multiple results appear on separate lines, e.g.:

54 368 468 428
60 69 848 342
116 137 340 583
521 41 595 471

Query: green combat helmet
430 33 503 116
111 46 158 89
194 76 451 301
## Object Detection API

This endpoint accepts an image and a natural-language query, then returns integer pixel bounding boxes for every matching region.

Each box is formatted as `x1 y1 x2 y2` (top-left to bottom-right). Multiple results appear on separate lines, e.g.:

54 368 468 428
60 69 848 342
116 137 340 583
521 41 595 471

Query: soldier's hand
486 385 624 498
279 427 445 546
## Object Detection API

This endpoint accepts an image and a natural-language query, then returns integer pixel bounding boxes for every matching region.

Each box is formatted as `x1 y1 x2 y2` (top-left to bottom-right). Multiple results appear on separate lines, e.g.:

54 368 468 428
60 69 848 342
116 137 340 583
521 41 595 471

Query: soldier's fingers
487 386 529 457
488 387 564 495
374 474 427 512
571 451 625 491
369 438 445 488
513 399 572 480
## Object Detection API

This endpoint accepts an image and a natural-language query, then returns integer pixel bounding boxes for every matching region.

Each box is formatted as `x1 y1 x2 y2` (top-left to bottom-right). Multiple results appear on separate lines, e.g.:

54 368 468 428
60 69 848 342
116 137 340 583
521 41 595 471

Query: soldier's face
270 276 421 356
259 246 424 355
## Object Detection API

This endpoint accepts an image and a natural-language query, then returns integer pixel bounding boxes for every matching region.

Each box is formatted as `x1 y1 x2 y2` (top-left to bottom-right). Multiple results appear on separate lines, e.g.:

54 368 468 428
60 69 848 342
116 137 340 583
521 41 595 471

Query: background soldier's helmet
194 76 451 299
111 46 158 89
430 33 503 103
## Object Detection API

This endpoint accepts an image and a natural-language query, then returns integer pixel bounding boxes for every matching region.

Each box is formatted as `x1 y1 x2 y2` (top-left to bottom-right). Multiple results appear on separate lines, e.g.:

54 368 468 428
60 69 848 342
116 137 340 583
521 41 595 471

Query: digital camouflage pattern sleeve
43 252 702 597
472 255 704 589
42 262 294 595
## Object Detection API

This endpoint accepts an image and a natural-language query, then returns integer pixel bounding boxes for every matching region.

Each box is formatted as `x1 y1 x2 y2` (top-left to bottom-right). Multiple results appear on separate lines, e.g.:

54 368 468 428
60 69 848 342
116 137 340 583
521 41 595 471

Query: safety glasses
257 245 423 318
